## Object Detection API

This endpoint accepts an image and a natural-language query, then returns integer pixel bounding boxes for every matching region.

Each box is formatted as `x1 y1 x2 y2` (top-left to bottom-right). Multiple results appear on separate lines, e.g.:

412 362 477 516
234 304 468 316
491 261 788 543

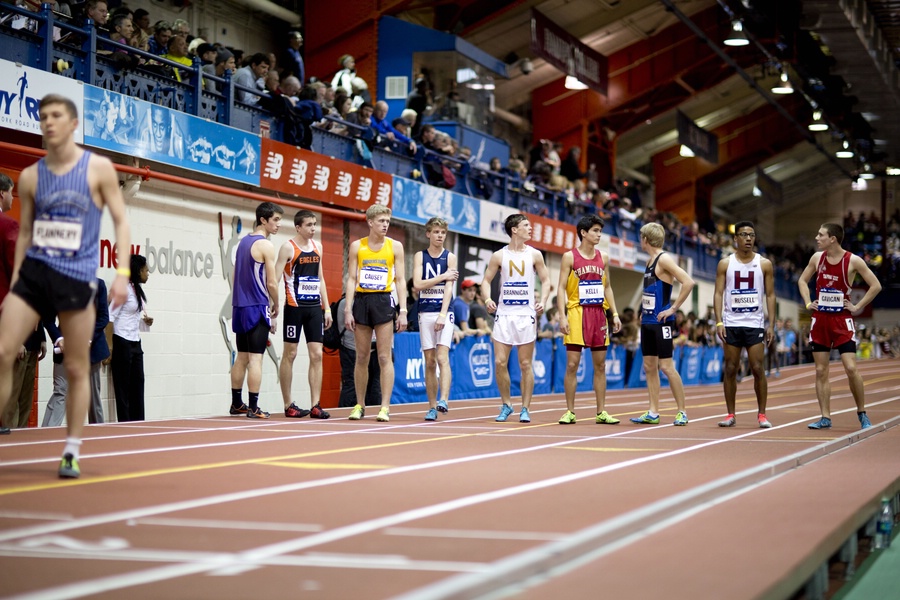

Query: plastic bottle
874 498 893 550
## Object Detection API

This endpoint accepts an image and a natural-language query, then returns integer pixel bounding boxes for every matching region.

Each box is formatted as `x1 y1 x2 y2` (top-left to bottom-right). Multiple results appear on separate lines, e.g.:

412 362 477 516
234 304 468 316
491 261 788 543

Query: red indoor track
2 359 899 600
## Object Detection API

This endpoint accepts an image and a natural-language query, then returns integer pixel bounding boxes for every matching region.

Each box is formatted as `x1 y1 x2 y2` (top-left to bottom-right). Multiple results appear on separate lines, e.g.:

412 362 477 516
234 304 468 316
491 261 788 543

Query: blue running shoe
425 408 438 421
630 411 660 425
496 404 514 422
436 399 449 413
674 411 688 426
859 413 872 429
519 407 531 423
808 417 832 430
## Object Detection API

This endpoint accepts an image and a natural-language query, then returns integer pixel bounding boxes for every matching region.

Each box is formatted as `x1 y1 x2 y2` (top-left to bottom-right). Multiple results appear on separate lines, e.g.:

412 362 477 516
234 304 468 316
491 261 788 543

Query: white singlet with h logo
723 252 765 328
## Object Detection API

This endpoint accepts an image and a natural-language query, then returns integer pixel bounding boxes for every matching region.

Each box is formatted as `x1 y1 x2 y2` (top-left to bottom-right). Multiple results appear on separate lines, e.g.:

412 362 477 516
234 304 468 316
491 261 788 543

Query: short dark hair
294 209 316 226
0 172 12 192
821 223 844 244
153 20 172 34
255 202 284 226
504 213 528 237
576 214 605 241
39 94 78 120
733 220 755 234
111 13 131 32
134 8 149 20
249 52 270 67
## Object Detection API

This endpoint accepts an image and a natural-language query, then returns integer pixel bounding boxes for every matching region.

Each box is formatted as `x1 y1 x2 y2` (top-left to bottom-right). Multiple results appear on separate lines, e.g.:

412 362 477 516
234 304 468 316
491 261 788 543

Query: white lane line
0 510 73 521
383 528 563 541
128 517 323 533
2 411 870 600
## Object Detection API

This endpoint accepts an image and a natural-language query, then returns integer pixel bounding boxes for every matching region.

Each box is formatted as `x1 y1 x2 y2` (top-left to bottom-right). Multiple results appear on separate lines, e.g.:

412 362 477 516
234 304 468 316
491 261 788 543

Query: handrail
0 141 365 221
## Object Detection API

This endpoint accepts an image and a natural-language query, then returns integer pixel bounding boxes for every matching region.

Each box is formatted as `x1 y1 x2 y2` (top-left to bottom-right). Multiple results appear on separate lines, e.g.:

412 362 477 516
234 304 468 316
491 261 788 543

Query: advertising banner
0 58 84 143
679 345 702 386
507 339 553 397
391 175 480 236
392 332 428 404
606 343 626 389
553 345 595 393
477 201 578 255
262 138 392 211
83 85 260 185
450 335 499 400
700 345 724 385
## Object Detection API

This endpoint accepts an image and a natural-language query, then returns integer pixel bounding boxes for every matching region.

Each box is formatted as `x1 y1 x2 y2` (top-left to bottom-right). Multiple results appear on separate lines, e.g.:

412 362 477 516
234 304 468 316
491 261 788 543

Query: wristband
399 308 408 313
438 312 447 317
806 302 812 309
612 312 619 318
716 322 724 327
116 267 131 277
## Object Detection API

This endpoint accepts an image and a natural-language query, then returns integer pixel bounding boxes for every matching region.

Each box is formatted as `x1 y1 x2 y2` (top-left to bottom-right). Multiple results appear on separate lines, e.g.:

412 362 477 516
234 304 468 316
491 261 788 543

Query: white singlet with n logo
723 252 765 328
497 245 535 317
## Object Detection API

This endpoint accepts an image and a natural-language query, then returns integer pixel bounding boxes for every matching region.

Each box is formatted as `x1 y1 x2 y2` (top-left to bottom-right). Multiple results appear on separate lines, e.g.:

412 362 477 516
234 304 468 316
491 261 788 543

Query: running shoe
309 404 330 419
229 403 249 416
348 404 365 420
58 453 80 479
284 403 310 418
758 414 772 429
496 404 514 422
807 417 832 430
718 414 737 427
519 407 531 423
674 411 689 426
247 407 270 419
436 399 449 413
630 411 659 425
596 411 620 425
425 408 438 421
859 413 872 429
0 426 10 435
376 407 390 422
558 410 577 425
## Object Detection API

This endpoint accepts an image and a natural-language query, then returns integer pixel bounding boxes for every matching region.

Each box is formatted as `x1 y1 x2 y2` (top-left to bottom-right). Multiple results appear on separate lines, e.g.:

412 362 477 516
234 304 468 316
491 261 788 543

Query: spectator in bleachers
202 48 235 93
133 8 149 35
279 31 304 85
85 0 109 29
332 54 356 96
106 12 134 62
437 90 460 120
350 76 371 109
162 34 193 82
322 82 336 111
489 157 502 173
345 101 373 128
406 78 430 137
172 18 190 38
392 117 409 138
560 146 586 182
196 42 216 66
280 75 301 104
264 70 280 95
234 52 269 104
147 21 171 56
371 101 417 154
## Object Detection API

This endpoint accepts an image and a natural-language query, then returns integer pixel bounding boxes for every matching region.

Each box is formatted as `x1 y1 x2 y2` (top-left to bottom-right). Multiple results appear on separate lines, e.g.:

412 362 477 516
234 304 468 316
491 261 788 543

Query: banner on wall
507 339 553 397
478 202 578 255
0 59 84 143
83 85 260 185
262 138 392 211
391 176 480 236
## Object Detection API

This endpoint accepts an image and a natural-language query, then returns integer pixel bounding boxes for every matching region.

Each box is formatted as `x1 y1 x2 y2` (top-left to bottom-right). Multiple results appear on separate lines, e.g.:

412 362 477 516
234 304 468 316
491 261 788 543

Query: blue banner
83 85 261 186
449 335 499 400
392 332 427 404
391 176 481 237
700 346 724 385
553 346 596 393
679 345 702 386
627 347 647 389
606 344 626 389
507 339 553 397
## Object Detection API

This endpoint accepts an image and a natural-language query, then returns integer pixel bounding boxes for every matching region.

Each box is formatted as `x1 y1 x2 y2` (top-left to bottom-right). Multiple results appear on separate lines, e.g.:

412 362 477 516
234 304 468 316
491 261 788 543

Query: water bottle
875 498 893 549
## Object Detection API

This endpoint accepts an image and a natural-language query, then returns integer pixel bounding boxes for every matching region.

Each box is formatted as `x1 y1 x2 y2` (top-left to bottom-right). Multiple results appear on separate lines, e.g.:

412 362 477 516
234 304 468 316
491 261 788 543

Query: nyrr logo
533 358 546 381
405 354 426 391
605 357 621 377
685 352 700 380
706 355 721 377
469 340 493 387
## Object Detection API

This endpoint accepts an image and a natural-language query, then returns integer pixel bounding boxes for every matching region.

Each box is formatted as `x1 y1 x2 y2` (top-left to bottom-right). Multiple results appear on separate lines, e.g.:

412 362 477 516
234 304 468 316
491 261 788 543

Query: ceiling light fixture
808 110 828 131
724 20 749 47
771 71 794 94
679 144 695 157
565 75 589 90
835 140 854 158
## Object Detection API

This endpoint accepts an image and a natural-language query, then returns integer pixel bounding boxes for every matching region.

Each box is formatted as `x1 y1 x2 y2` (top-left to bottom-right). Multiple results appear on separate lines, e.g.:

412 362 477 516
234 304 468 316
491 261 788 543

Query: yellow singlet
355 237 395 293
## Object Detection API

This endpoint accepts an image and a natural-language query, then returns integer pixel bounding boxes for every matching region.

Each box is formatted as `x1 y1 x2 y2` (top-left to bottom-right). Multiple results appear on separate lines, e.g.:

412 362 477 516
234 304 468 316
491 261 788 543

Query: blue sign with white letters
391 175 480 236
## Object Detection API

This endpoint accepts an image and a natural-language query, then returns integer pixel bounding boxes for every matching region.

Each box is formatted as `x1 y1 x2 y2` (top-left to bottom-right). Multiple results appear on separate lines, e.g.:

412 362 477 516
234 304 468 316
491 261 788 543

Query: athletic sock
231 389 243 408
63 437 82 460
248 392 259 410
649 412 659 419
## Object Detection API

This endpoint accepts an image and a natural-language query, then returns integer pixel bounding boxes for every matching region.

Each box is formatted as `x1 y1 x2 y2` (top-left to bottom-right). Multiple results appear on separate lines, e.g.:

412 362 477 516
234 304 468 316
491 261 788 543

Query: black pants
112 335 145 421
339 344 381 407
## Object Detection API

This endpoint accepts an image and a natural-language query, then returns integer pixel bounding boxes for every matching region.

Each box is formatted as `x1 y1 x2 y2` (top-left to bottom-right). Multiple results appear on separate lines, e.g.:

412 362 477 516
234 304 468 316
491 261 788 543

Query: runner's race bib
578 280 604 305
419 286 444 305
296 276 320 302
817 288 844 313
730 288 759 313
501 281 529 305
359 266 389 291
33 219 82 254
641 293 656 313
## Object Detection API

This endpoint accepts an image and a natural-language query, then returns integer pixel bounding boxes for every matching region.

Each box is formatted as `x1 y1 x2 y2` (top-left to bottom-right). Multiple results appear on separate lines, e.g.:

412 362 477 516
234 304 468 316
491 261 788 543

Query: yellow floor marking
0 430 488 496
260 461 390 470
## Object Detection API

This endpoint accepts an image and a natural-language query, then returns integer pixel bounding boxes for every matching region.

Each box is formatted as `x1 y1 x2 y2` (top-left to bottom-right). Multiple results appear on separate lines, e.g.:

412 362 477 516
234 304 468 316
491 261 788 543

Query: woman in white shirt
110 254 152 421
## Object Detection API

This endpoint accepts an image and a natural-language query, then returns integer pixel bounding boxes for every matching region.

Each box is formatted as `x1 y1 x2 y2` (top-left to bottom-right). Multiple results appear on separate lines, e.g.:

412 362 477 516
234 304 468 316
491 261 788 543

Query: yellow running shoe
596 410 620 425
348 404 364 420
558 410 577 424
376 407 390 422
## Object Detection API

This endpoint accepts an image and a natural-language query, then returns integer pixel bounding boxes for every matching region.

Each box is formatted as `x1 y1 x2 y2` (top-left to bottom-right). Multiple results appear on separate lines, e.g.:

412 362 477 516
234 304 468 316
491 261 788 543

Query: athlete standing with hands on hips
798 223 881 430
